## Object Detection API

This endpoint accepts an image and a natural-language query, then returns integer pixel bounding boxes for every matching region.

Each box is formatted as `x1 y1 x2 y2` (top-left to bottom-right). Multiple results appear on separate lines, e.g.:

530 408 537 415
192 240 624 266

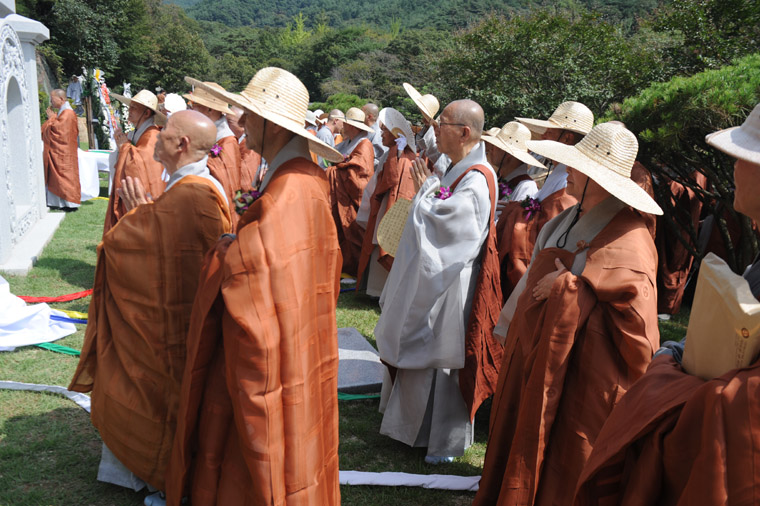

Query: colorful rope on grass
18 289 93 303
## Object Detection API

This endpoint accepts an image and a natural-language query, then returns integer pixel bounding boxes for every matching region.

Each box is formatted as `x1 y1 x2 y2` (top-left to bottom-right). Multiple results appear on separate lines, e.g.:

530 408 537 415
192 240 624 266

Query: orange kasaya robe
575 353 760 506
42 108 81 204
474 207 659 506
103 124 166 235
69 176 231 490
208 135 243 230
355 144 416 286
165 157 342 506
656 171 707 314
326 137 374 276
495 189 577 299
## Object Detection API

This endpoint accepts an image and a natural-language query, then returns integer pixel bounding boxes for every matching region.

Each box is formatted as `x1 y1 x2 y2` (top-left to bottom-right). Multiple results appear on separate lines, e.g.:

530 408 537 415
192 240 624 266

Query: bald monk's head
362 103 379 126
154 109 216 174
50 89 67 109
435 99 485 165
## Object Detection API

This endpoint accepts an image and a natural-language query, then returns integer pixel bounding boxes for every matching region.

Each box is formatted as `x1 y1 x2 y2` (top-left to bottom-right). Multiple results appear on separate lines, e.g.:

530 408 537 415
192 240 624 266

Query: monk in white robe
375 99 496 463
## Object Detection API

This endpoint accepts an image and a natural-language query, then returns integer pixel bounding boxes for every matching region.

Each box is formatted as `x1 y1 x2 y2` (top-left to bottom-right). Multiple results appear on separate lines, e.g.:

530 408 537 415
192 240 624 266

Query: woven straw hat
110 89 166 122
706 103 760 164
403 83 440 122
526 122 662 215
344 107 374 133
380 107 416 154
183 78 233 115
482 121 546 169
187 68 342 163
484 127 500 137
305 109 317 126
377 198 413 257
517 101 594 135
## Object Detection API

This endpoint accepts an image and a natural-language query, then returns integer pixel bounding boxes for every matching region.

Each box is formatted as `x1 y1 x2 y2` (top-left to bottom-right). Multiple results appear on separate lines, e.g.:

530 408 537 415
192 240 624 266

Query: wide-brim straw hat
183 78 233 115
706 103 760 164
483 121 546 169
305 109 317 126
187 68 342 163
526 122 662 215
403 82 439 122
380 107 416 154
517 101 594 136
484 127 500 137
344 107 374 133
111 89 166 122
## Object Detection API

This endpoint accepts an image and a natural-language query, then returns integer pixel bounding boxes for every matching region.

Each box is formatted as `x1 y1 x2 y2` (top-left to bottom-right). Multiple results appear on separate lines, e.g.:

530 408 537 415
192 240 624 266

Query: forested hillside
178 0 658 29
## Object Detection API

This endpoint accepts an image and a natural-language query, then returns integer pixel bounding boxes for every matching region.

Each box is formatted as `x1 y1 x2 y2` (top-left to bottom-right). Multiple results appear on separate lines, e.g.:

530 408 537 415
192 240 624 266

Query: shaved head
154 110 217 172
362 103 379 125
51 89 66 99
446 99 484 142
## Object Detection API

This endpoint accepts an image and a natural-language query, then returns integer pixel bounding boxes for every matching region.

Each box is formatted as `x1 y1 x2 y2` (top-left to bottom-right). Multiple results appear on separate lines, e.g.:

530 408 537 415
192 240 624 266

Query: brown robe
165 157 341 506
42 108 81 204
575 354 760 506
355 144 416 286
326 137 374 276
473 207 660 506
103 125 166 235
656 171 707 314
69 176 231 490
495 189 577 299
208 135 243 230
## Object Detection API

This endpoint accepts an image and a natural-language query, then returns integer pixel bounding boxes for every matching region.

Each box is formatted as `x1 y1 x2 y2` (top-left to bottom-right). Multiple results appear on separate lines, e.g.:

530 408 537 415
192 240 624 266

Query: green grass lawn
0 176 688 505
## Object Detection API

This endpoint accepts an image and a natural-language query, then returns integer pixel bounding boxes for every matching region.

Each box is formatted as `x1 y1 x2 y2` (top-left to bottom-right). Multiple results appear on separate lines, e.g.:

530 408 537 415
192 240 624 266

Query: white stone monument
0 0 63 275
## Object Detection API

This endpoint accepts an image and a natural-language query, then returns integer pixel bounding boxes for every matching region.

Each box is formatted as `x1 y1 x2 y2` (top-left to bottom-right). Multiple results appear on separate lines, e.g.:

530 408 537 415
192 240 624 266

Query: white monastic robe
375 141 494 457
503 165 538 203
417 125 450 176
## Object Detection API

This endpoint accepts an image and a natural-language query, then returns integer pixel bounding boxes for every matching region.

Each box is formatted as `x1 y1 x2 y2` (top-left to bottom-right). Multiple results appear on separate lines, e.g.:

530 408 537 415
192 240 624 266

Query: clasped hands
118 176 153 212
411 157 432 193
532 258 569 301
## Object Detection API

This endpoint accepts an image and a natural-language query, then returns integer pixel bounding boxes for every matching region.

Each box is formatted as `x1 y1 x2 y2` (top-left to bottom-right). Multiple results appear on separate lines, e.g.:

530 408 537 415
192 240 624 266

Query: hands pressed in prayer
118 176 153 211
412 157 432 193
114 126 129 149
532 257 568 301
46 107 55 119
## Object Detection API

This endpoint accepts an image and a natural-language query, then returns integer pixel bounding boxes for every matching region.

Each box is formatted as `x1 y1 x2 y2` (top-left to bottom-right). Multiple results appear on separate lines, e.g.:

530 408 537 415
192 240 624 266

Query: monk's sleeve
335 141 374 202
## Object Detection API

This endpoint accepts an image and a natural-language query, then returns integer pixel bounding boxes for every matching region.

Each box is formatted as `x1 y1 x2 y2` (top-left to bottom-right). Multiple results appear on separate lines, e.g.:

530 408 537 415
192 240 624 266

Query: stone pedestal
0 4 58 275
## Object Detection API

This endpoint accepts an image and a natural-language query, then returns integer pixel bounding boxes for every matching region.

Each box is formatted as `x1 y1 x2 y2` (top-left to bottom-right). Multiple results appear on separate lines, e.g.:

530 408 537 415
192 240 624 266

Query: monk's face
242 110 265 152
734 158 760 220
566 166 609 203
434 107 467 156
154 117 179 165
343 123 360 140
192 103 222 122
128 103 150 126
380 124 395 148
51 94 66 109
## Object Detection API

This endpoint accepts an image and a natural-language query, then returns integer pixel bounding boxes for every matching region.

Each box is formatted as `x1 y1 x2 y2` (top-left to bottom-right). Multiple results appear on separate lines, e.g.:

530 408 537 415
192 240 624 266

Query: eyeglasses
434 120 467 129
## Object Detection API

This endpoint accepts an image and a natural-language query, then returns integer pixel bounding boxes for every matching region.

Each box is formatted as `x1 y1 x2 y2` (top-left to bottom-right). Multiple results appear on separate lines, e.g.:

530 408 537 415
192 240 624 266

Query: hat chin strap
556 178 589 249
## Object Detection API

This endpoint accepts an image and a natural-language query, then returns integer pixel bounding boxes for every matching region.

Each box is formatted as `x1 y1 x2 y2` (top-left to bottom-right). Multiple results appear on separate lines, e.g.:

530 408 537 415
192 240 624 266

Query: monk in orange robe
42 88 81 209
474 123 662 506
184 78 243 229
228 105 262 191
69 110 231 495
165 68 343 506
355 108 417 294
575 102 760 506
105 89 167 235
326 107 375 276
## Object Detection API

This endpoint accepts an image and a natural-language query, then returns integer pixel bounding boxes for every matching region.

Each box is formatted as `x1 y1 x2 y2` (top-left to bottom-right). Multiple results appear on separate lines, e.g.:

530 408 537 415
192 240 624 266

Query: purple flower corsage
210 143 222 157
498 179 513 200
520 197 541 220
434 186 452 200
234 189 262 215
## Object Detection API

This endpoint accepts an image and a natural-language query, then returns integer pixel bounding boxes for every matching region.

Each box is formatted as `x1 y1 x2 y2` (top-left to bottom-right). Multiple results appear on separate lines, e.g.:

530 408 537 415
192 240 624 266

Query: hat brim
403 83 436 122
482 135 546 170
517 117 587 136
706 126 760 165
345 118 374 133
182 93 233 115
526 139 663 215
189 79 343 163
111 92 167 122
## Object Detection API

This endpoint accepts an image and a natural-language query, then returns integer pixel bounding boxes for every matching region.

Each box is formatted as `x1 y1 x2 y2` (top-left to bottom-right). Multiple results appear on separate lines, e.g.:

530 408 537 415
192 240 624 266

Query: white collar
260 135 311 192
214 116 235 142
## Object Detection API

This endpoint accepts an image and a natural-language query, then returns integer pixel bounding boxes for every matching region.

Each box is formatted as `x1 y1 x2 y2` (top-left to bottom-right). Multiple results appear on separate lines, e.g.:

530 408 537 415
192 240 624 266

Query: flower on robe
210 143 222 157
498 179 513 200
520 197 541 220
234 188 262 215
434 186 452 200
